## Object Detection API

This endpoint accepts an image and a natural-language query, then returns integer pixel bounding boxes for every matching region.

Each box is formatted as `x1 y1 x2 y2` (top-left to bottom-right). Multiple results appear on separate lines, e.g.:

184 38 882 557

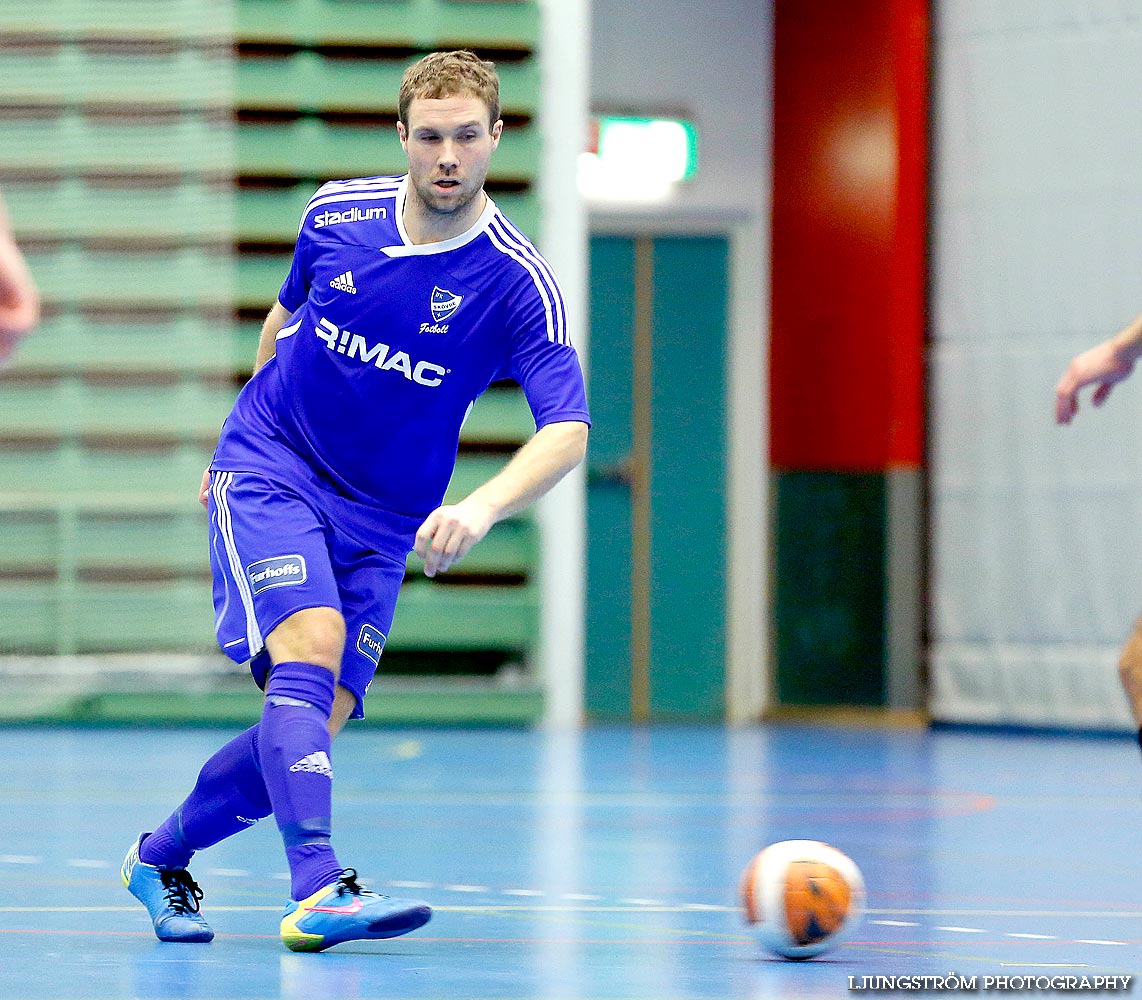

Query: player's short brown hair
398 50 501 129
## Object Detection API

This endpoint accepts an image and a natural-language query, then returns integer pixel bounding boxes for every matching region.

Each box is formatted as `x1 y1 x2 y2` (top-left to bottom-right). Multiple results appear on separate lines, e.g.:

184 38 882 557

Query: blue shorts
207 470 412 719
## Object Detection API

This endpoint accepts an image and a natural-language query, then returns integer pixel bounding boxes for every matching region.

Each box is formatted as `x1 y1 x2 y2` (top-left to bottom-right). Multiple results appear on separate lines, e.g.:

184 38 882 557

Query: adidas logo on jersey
330 271 357 294
290 751 333 777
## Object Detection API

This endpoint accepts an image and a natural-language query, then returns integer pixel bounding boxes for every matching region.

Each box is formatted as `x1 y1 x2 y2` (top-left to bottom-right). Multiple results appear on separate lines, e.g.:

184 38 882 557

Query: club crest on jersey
429 286 462 324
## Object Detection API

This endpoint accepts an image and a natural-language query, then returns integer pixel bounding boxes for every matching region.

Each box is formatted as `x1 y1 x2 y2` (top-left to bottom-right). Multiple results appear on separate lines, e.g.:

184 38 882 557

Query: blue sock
140 725 272 869
257 661 344 900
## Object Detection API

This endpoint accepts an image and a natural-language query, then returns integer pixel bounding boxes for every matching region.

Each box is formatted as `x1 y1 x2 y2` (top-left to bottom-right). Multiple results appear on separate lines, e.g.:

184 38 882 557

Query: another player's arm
198 301 294 506
0 193 40 359
414 420 589 578
1055 314 1142 424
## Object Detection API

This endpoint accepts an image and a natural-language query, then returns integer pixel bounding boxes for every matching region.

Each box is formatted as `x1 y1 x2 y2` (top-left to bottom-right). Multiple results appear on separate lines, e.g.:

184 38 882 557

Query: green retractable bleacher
0 0 549 723
230 0 547 704
0 2 236 666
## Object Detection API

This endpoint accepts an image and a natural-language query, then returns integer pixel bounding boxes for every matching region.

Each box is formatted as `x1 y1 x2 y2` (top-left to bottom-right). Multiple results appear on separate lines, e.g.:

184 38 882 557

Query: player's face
398 96 502 219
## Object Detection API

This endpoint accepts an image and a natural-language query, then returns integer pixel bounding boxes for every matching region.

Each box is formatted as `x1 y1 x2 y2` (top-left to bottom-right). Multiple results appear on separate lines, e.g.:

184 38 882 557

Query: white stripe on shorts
211 472 264 654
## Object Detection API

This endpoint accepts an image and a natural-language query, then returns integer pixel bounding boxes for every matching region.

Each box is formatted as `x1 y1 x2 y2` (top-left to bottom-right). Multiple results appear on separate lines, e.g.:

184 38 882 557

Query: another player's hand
199 468 211 508
1055 341 1135 425
415 499 497 578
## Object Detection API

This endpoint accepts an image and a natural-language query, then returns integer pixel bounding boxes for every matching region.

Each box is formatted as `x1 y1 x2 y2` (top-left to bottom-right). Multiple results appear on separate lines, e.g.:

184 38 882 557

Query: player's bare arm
415 419 589 578
0 195 40 358
254 300 294 374
198 301 294 506
1055 314 1142 424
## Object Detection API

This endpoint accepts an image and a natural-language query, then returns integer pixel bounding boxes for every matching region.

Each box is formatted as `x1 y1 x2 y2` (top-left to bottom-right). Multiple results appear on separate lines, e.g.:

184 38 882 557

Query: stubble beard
412 175 484 219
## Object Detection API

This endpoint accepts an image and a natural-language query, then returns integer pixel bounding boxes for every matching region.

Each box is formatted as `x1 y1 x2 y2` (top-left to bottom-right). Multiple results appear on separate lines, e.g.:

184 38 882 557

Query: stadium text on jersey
313 206 389 228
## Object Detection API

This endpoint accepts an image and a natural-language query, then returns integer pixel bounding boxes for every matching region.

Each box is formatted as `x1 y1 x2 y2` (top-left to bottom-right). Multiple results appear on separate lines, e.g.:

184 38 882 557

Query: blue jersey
212 175 591 552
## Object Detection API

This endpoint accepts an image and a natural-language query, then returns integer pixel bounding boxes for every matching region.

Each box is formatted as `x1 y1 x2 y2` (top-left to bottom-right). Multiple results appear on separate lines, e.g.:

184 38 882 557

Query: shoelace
159 869 205 915
335 868 385 899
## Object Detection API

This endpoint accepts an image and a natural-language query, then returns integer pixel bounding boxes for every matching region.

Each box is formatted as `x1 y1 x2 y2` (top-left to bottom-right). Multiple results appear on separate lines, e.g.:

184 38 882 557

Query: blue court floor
0 722 1139 999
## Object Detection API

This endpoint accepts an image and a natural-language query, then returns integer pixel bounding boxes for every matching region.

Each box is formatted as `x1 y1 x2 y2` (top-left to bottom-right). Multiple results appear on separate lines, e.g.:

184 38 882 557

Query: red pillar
769 0 929 706
769 0 928 472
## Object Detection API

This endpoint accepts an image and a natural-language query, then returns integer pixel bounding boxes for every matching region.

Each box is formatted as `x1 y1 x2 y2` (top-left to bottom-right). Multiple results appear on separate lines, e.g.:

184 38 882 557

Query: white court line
0 900 1130 947
1006 933 1057 940
65 859 110 869
871 909 1142 919
1001 963 1088 969
872 919 920 927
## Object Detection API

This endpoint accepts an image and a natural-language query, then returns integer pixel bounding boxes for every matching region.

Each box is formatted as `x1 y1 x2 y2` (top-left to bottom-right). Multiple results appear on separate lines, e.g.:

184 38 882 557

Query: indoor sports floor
1 722 1139 999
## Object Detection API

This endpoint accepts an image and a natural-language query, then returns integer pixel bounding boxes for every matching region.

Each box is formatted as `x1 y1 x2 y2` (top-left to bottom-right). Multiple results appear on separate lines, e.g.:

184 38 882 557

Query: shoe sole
282 904 432 953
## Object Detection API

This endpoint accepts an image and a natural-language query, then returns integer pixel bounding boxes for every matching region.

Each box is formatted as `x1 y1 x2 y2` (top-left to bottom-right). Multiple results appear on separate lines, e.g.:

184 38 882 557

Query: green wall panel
773 471 887 705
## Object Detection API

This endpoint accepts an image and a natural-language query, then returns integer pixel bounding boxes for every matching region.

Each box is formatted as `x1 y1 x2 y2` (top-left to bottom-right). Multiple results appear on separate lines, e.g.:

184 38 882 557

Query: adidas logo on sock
330 270 357 294
290 751 333 777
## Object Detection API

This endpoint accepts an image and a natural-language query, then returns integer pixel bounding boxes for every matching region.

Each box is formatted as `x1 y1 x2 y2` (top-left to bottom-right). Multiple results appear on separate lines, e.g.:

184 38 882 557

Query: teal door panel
649 237 727 719
585 237 636 720
585 234 728 721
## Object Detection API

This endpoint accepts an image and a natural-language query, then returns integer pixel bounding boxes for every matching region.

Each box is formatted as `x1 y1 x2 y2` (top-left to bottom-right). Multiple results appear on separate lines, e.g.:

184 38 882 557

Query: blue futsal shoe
121 835 214 943
280 868 431 952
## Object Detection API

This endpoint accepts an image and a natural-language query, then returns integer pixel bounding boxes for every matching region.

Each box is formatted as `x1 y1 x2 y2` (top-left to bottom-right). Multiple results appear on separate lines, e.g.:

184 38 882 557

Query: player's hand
0 232 40 347
199 468 211 508
1055 341 1135 425
414 499 496 578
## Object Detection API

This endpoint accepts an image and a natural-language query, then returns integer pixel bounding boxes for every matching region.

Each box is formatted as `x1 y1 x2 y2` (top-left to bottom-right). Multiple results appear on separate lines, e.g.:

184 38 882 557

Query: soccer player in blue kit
121 50 590 952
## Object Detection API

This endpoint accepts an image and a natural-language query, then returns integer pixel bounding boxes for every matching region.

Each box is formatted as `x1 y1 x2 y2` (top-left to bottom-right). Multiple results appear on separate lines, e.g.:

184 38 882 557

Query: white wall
590 0 771 223
588 0 773 722
929 2 1142 729
537 0 591 727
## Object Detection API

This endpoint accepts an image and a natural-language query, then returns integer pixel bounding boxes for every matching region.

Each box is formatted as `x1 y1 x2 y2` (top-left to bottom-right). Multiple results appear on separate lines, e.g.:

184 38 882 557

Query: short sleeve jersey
212 175 591 546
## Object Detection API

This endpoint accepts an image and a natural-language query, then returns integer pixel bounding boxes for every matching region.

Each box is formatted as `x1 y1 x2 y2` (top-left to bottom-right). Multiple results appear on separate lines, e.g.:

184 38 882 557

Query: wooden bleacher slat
235 119 537 182
388 578 537 651
235 52 538 116
236 0 538 49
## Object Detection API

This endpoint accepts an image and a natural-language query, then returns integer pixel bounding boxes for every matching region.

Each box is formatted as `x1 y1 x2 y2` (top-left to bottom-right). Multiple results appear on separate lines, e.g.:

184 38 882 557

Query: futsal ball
739 839 865 960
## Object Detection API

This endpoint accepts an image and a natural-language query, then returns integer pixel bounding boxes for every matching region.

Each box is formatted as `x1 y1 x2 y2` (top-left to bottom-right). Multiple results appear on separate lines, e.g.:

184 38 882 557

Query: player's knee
267 607 346 675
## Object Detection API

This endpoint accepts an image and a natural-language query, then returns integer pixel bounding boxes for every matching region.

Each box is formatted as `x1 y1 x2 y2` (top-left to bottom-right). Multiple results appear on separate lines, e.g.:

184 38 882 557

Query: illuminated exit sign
579 116 699 202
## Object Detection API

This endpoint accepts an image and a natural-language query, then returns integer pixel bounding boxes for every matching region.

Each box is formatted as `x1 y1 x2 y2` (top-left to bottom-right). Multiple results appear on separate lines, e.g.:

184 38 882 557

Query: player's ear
491 120 503 147
396 121 408 147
